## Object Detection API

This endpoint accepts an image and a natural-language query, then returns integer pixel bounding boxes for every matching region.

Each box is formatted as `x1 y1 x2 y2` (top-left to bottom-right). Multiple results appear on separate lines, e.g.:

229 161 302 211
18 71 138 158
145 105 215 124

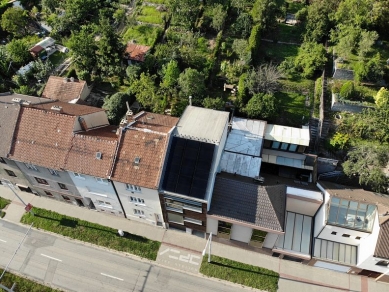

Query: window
44 191 54 197
73 172 85 179
129 196 145 204
95 177 108 184
271 141 280 149
288 144 298 152
62 195 71 201
355 236 361 240
263 140 271 148
5 169 16 177
168 212 183 224
280 143 289 150
133 209 144 216
376 260 389 267
0 157 6 164
97 200 112 208
58 183 68 190
48 168 59 176
331 231 337 235
126 184 141 192
184 217 202 225
25 163 38 171
342 234 350 238
165 197 202 213
35 177 48 185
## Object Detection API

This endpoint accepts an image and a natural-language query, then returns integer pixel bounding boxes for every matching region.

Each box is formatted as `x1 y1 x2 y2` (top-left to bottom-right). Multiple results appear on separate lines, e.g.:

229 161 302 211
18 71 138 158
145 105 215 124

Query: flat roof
287 186 323 202
265 124 310 146
175 106 229 144
220 152 261 178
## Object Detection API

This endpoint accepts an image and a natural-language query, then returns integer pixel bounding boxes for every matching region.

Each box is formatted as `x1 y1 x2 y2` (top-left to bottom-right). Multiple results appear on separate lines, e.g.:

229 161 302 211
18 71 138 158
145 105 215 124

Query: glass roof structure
327 197 376 232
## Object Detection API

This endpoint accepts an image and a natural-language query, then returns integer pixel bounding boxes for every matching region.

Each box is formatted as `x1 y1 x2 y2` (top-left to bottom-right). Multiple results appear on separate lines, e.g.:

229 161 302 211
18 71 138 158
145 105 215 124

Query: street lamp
202 232 212 263
1 179 34 216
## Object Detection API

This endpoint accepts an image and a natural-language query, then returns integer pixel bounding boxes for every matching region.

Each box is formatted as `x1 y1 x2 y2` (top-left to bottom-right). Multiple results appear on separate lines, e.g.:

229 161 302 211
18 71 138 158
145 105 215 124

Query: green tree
294 42 327 78
245 63 283 95
178 68 206 98
339 81 355 99
1 7 30 37
130 73 161 111
102 92 135 125
160 60 180 89
6 39 31 65
211 4 227 31
126 65 141 84
244 93 278 119
168 0 200 30
32 59 54 81
68 25 97 72
329 132 350 151
332 24 360 59
247 24 261 65
354 53 384 83
202 97 225 110
343 143 389 193
251 0 283 32
41 0 59 13
232 39 250 64
358 30 379 58
375 87 389 108
231 12 253 38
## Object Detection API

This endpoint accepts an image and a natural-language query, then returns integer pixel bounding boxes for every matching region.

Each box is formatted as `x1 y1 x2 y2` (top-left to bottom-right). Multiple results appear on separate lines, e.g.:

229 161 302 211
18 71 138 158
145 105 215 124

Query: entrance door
217 221 232 239
84 197 95 209
75 199 84 207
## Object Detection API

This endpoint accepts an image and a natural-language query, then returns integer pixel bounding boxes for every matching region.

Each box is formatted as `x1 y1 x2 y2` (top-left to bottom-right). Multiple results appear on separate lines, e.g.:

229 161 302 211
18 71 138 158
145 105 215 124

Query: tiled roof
124 43 150 62
0 102 21 157
111 129 168 189
318 181 389 224
130 112 179 133
42 76 88 102
374 219 389 259
65 126 119 178
10 107 76 170
209 175 286 232
0 92 53 105
31 101 104 116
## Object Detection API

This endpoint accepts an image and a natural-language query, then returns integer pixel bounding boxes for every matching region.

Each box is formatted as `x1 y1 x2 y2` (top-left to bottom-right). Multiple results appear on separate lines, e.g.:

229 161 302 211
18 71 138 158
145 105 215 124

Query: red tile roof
10 107 76 170
124 43 150 62
31 101 104 116
65 126 119 178
374 219 389 260
42 76 88 102
130 112 179 133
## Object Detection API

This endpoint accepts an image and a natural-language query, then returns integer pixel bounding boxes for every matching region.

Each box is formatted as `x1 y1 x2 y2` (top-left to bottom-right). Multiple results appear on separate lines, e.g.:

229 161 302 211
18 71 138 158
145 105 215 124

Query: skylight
327 197 376 232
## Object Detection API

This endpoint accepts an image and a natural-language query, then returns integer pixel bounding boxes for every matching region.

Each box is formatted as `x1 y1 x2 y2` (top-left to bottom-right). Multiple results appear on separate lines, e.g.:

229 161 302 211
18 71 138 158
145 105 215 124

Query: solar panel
162 137 215 199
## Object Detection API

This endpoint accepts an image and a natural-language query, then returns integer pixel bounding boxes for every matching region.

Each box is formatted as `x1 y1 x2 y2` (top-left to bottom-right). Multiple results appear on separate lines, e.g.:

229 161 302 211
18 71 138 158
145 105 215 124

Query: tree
126 65 141 84
245 63 283 95
203 97 225 110
329 132 350 151
178 68 206 98
339 81 355 99
5 39 32 65
41 0 59 13
375 87 389 108
130 73 162 112
1 7 30 37
354 53 384 83
102 92 135 125
232 39 250 64
160 60 180 89
231 12 253 38
358 30 379 58
332 24 360 59
32 59 54 81
244 93 278 119
247 24 261 65
294 42 327 78
68 26 97 72
168 0 200 30
343 143 389 193
251 0 283 32
211 4 227 31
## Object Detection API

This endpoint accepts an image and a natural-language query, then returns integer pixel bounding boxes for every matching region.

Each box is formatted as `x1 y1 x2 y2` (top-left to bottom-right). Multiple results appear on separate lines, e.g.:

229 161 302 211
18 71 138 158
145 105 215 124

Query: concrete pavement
1 185 388 292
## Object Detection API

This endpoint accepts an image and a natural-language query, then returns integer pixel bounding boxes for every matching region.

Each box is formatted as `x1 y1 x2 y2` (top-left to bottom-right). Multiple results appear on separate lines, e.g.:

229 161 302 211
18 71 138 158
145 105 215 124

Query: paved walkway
0 185 387 292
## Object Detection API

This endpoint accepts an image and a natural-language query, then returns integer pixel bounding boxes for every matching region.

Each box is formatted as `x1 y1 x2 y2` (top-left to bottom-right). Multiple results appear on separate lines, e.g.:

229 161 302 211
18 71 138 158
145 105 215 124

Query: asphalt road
0 221 247 292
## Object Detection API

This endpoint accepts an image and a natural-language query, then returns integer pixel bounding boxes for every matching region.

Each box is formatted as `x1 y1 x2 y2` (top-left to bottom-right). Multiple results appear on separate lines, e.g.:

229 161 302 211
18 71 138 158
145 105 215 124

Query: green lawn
137 6 165 25
21 208 161 260
259 42 299 63
122 25 163 46
275 91 311 127
0 197 10 209
0 269 60 292
200 256 279 292
48 51 66 67
274 23 304 44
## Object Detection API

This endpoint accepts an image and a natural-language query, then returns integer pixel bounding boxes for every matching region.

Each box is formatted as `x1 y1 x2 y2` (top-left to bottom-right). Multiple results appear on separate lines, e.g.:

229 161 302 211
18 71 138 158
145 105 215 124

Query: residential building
42 76 91 104
8 101 110 206
160 106 230 235
314 181 389 274
124 43 150 64
0 93 53 193
111 112 178 225
262 124 317 183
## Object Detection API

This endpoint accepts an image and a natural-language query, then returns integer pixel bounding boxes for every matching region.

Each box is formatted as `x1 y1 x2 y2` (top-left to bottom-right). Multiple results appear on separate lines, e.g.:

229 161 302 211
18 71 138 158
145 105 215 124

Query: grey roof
374 219 389 259
209 175 286 232
0 92 53 105
0 102 20 157
175 106 229 144
332 69 354 80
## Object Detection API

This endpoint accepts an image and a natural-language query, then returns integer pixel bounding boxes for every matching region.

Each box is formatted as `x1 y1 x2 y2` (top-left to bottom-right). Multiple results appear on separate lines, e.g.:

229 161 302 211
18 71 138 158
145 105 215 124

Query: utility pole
202 232 212 263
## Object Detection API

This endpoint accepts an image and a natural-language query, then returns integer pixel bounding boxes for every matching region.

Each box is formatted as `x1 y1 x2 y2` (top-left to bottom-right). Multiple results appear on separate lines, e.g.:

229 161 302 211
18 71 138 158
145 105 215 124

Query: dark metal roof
374 219 389 259
333 69 354 80
162 137 215 199
209 174 286 232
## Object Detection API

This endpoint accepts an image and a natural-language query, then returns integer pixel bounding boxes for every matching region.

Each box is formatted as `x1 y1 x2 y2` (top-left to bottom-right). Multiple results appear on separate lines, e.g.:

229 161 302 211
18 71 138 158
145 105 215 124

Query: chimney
189 96 192 106
78 116 88 131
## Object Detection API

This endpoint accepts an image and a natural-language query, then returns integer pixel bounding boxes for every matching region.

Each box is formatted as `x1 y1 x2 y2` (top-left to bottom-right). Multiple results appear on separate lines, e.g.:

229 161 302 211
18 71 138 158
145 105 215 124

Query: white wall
79 83 91 100
263 233 279 249
317 225 370 245
357 212 381 266
113 180 163 225
206 217 218 234
230 224 252 243
286 197 321 216
314 183 331 237
69 172 124 216
358 255 389 274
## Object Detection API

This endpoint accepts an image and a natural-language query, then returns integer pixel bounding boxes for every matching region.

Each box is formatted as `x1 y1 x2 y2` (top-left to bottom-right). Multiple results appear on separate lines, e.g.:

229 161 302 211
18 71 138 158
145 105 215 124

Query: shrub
340 81 355 99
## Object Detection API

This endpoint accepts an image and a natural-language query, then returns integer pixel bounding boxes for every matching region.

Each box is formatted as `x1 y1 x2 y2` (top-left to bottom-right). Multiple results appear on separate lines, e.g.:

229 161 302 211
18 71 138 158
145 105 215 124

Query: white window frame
126 184 141 193
97 200 112 209
95 177 108 184
133 209 145 216
48 168 59 176
184 217 202 225
25 163 38 171
129 196 145 205
73 172 85 180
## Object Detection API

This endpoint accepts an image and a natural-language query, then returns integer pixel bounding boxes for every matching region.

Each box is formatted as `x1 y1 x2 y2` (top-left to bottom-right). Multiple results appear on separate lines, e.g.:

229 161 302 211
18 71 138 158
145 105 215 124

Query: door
75 199 85 207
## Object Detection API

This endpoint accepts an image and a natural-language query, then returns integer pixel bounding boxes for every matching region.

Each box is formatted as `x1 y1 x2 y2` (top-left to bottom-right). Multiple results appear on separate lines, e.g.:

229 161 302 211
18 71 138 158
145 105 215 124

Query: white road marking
0 239 6 243
101 273 124 281
41 254 62 262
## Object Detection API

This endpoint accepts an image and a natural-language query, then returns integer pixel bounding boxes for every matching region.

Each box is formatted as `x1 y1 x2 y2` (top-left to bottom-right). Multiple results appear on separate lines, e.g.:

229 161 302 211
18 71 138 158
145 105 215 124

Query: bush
340 81 355 99
248 24 262 65
102 92 135 125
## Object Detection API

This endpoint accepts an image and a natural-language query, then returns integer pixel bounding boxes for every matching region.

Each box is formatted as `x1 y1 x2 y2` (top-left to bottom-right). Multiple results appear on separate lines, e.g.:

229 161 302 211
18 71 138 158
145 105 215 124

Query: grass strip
0 197 11 209
20 208 160 260
200 255 279 292
0 269 59 292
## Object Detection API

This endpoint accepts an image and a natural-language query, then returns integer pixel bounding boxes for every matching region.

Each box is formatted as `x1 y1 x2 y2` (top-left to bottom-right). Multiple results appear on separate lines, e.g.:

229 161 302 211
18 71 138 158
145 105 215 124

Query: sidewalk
0 185 387 292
